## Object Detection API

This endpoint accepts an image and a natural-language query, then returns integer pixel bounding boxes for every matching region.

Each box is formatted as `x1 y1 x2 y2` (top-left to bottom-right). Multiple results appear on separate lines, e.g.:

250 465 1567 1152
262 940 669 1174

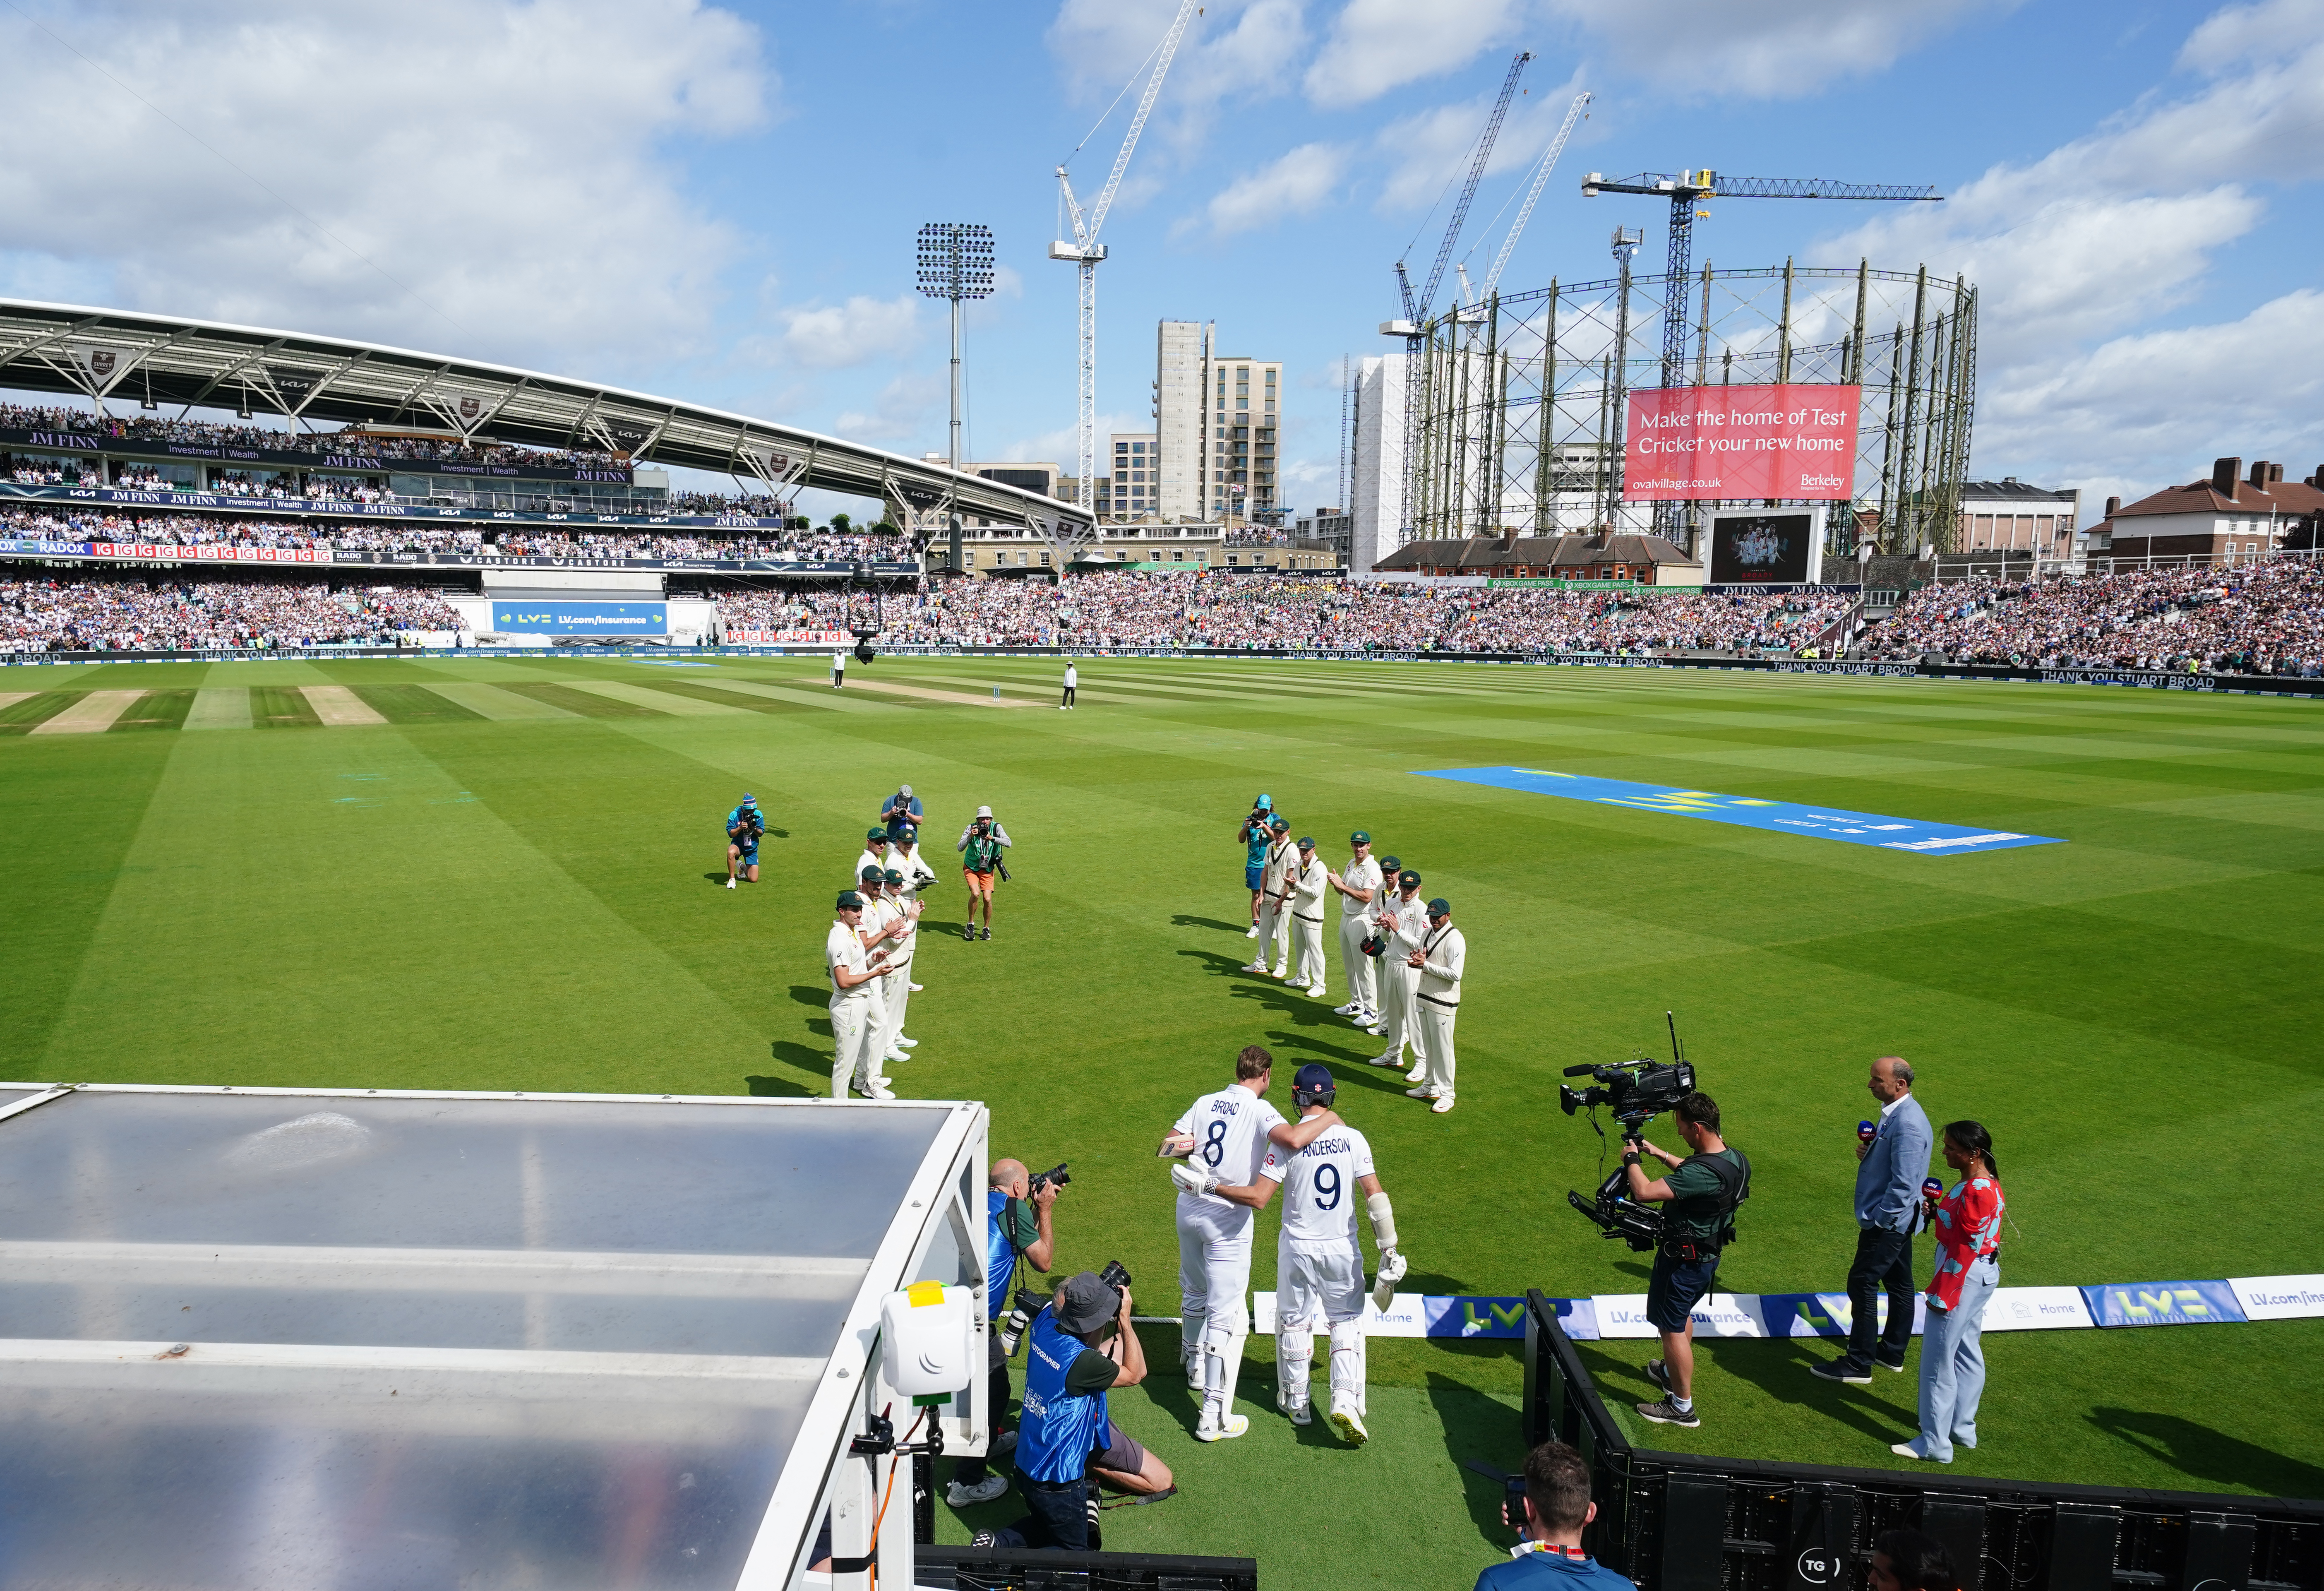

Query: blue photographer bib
1013 1310 1109 1484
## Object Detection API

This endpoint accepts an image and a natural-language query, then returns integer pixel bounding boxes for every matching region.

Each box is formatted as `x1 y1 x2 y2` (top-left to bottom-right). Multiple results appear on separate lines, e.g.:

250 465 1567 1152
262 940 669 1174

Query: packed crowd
1863 559 2324 674
0 403 615 469
714 573 1848 653
0 509 910 564
0 572 463 651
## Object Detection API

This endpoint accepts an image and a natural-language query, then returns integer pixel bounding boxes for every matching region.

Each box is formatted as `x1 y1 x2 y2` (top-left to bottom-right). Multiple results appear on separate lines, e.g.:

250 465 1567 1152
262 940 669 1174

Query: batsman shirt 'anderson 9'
1261 1125 1377 1245
1173 1087 1287 1221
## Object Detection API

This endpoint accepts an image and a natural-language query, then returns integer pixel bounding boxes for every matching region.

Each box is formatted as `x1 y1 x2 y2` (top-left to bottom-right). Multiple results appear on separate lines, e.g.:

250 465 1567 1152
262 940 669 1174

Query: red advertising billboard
1623 384 1860 501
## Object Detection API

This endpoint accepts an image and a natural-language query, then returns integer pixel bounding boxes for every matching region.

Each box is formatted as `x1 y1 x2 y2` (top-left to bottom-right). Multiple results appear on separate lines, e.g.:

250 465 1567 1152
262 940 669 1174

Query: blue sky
2 0 2319 521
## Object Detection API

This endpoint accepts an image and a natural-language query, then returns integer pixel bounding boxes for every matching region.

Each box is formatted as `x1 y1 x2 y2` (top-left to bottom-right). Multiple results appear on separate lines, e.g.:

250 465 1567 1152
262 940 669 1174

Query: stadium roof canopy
0 298 1092 536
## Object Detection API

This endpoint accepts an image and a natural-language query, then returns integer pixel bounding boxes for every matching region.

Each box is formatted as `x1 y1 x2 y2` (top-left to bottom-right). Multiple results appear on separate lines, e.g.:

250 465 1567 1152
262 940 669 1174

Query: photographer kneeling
1622 1091 1748 1429
1475 1440 1633 1591
972 1271 1148 1553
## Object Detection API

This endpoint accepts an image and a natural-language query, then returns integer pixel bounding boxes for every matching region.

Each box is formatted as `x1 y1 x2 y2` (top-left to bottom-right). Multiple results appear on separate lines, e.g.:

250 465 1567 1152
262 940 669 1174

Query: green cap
837 891 864 910
1351 831 1371 845
1399 870 1421 889
1428 896 1450 916
861 865 884 882
867 827 889 841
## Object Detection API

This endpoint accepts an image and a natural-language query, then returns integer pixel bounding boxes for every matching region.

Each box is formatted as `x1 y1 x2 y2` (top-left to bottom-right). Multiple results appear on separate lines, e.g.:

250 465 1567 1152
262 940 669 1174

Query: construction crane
1052 0 1201 514
1453 89 1592 323
1381 48 1531 543
1580 169 1941 385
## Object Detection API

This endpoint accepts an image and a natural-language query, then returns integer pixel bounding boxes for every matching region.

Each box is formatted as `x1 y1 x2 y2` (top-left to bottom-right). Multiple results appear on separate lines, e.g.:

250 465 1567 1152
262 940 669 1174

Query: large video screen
1710 513 1813 585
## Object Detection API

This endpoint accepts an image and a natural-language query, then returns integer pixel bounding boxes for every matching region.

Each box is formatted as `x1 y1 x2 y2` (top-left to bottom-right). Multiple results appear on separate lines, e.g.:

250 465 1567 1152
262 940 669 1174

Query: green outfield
4 653 2321 1585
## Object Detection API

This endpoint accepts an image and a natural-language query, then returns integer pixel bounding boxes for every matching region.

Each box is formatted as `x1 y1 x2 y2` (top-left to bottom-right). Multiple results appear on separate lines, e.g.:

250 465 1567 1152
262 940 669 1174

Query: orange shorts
964 870 995 893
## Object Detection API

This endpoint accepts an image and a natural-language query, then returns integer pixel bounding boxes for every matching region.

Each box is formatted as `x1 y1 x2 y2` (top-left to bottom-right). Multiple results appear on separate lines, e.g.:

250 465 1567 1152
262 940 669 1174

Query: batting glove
1170 1161 1220 1197
1372 1247 1408 1311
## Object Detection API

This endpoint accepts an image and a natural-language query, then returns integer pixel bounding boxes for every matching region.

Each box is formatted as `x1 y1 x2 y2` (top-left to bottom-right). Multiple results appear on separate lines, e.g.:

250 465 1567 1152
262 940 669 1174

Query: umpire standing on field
1813 1056 1933 1383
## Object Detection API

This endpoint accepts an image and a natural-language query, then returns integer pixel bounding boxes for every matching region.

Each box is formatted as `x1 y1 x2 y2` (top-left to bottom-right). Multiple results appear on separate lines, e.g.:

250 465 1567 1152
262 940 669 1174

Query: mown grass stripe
0 692 76 735
29 690 145 735
110 689 197 733
568 680 744 717
418 682 578 721
352 684 487 724
252 684 323 728
183 687 253 731
635 679 819 715
495 680 667 718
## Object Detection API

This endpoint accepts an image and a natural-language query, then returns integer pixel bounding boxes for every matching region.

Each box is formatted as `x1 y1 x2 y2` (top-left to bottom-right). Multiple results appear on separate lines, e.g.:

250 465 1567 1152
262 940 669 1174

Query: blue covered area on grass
1415 766 2066 853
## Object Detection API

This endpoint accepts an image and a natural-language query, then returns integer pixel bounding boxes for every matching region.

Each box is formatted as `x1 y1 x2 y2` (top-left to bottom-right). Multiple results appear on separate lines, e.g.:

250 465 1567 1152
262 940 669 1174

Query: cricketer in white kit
824 889 894 1098
1367 868 1428 1075
1246 819 1296 977
1286 837 1331 998
1201 1064 1406 1447
1157 1046 1335 1443
874 870 922 1065
1329 832 1384 1024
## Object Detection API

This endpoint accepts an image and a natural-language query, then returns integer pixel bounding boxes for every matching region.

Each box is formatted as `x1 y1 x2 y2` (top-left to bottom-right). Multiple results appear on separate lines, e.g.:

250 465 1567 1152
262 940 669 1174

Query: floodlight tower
1053 0 1201 512
917 222 996 577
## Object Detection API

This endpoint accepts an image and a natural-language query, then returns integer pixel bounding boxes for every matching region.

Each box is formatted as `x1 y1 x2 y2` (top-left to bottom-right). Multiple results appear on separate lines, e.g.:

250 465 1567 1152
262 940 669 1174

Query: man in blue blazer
1813 1056 1933 1383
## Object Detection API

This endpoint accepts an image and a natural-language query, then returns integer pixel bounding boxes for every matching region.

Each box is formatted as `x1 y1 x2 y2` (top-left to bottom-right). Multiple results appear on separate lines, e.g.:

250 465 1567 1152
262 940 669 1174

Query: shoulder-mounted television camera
1562 1013 1700 1252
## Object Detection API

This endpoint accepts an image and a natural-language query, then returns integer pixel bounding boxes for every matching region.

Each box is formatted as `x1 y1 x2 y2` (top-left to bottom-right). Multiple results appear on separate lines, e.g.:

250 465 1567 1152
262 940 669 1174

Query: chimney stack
2212 457 2241 496
2250 460 2274 488
2105 495 2121 519
2270 462 2284 483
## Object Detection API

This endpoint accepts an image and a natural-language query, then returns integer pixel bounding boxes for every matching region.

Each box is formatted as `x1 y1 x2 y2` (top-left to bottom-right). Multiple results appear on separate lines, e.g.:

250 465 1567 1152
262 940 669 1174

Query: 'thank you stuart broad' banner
1625 383 1860 501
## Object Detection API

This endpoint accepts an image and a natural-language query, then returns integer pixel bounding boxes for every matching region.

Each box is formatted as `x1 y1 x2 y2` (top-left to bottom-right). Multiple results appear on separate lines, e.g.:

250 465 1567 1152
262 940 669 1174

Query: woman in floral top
1893 1120 2005 1464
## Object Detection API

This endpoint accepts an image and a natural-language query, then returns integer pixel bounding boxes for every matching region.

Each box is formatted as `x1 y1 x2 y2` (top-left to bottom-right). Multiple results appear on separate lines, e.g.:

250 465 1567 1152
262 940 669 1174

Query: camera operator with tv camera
947 1158 1059 1508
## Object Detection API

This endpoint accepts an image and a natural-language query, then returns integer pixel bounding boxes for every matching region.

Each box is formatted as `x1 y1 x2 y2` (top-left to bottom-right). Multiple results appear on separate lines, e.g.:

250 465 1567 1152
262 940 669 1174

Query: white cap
977 805 993 817
899 784 913 797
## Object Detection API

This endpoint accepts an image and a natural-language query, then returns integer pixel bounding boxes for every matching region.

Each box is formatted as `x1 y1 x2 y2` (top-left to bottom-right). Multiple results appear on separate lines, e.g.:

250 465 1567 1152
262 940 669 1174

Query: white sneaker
1364 1025 1385 1037
1195 1413 1251 1442
1366 1053 1400 1068
1405 1085 1440 1099
1284 1401 1312 1427
884 1048 911 1064
1404 1064 1428 1084
896 1035 919 1047
1430 1094 1457 1114
1272 967 1291 980
1334 1002 1359 1016
947 1475 1009 1507
1304 984 1327 999
907 983 924 993
1328 1399 1370 1446
853 1083 896 1101
725 878 736 889
1242 962 1267 975
1245 925 1260 938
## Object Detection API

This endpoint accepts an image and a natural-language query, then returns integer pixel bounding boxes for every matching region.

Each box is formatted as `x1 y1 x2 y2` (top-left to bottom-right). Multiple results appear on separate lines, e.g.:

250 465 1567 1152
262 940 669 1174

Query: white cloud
1372 67 1592 213
1813 0 2324 499
997 411 1152 467
1304 0 1525 103
778 294 924 370
0 0 768 374
1185 143 1349 238
1048 0 1307 174
1542 0 2005 98
1980 288 2324 505
835 371 944 443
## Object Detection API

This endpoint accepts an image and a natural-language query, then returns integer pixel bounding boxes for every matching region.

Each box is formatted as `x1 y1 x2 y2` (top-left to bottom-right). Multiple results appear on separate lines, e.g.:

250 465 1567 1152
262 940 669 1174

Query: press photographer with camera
958 805 1011 942
1475 1439 1633 1591
948 1158 1060 1508
1238 795 1274 936
723 792 763 889
1623 1091 1748 1429
971 1269 1149 1553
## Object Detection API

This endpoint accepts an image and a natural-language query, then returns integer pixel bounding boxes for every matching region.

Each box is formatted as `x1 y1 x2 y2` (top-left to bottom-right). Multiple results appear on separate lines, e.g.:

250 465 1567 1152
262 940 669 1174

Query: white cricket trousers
1417 997 1457 1096
1177 1197 1255 1344
1376 962 1417 1059
877 964 912 1053
1254 899 1289 970
1275 1239 1365 1415
829 993 883 1097
1339 916 1377 1012
1290 913 1326 989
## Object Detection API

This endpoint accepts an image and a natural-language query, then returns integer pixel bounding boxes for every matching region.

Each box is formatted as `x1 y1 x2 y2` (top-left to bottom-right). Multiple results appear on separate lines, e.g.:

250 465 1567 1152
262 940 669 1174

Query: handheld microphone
1922 1177 1945 1202
1857 1120 1877 1144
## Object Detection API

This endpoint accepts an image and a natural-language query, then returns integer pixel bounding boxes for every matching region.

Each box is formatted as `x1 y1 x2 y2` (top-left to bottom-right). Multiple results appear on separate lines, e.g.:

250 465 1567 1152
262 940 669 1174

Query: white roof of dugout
0 1082 987 1591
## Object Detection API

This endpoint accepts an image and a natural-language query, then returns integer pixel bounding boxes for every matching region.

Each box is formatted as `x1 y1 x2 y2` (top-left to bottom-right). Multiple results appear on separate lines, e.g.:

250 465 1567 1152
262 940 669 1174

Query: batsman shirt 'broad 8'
1173 1088 1287 1219
1260 1125 1376 1245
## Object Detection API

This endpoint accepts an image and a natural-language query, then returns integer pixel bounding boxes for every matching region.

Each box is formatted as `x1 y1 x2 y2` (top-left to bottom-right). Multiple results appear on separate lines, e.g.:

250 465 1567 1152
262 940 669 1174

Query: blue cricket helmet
1292 1063 1336 1108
